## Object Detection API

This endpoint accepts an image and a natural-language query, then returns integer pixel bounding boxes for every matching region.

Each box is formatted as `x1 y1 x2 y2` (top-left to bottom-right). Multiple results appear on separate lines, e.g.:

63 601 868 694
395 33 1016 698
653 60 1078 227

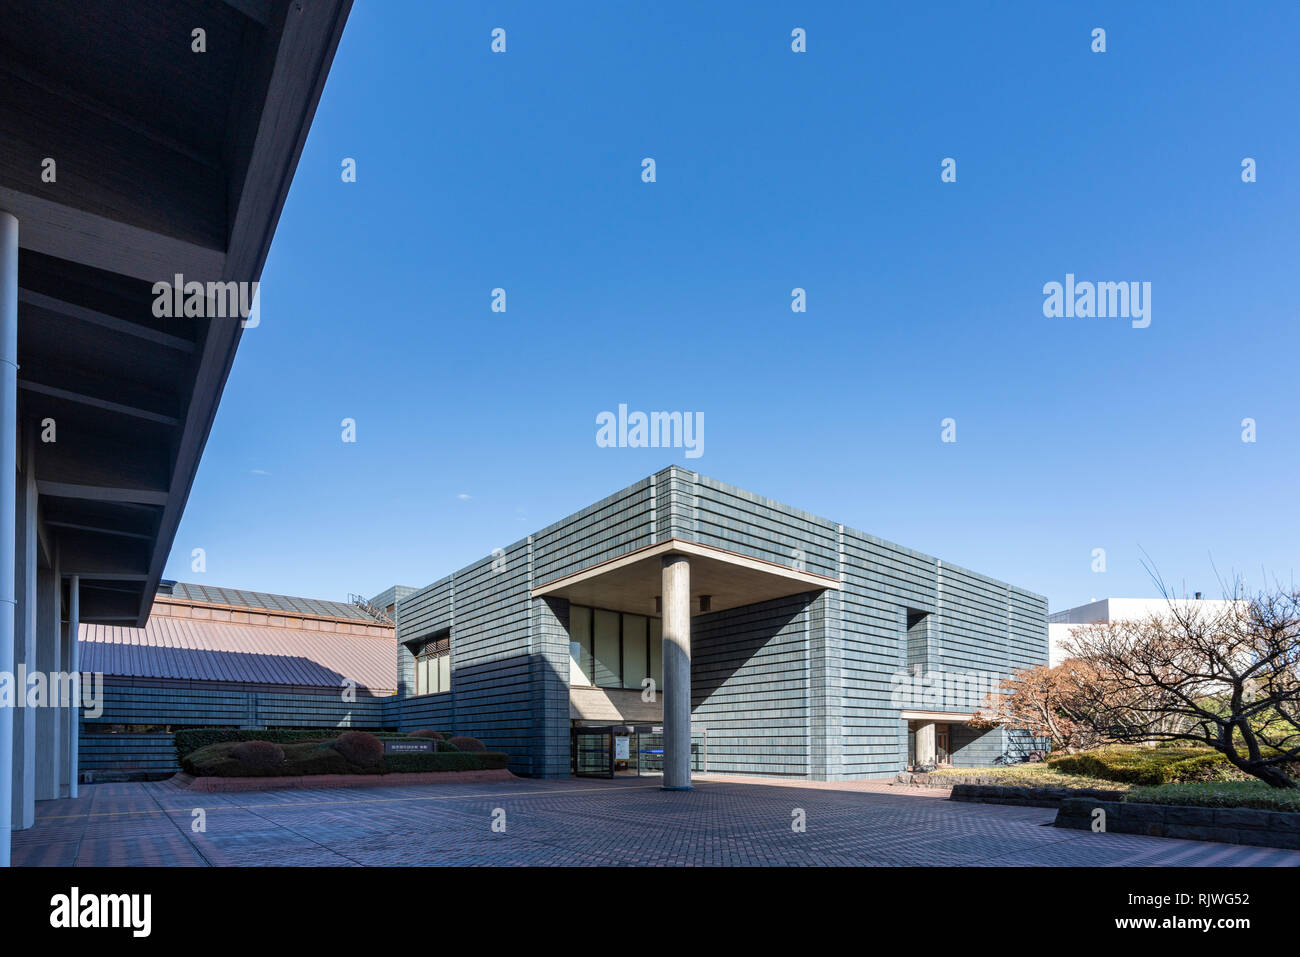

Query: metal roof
166 582 379 622
80 616 396 694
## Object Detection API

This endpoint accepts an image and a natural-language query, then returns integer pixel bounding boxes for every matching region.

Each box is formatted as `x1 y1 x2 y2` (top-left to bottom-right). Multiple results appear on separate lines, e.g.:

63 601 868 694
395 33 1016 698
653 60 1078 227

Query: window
622 614 648 690
569 605 593 684
569 604 662 692
415 633 451 695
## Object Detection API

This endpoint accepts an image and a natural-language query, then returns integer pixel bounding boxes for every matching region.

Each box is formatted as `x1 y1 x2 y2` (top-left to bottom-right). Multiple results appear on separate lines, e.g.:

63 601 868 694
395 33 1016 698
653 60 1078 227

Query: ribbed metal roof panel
79 617 397 693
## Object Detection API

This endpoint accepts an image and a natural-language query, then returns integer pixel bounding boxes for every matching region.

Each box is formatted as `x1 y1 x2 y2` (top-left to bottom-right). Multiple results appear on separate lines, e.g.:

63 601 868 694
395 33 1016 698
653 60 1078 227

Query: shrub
1047 745 1237 786
383 751 510 773
1125 781 1300 813
229 740 285 770
174 727 407 760
181 740 510 777
332 731 385 766
448 736 486 753
407 729 446 740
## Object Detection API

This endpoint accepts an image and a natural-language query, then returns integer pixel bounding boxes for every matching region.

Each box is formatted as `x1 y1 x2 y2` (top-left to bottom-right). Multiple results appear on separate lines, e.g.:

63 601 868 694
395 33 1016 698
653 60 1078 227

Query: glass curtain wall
568 604 663 691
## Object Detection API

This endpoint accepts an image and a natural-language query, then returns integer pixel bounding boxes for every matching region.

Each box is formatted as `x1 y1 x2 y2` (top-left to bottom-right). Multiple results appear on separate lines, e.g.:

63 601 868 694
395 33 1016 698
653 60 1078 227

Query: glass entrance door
572 726 613 777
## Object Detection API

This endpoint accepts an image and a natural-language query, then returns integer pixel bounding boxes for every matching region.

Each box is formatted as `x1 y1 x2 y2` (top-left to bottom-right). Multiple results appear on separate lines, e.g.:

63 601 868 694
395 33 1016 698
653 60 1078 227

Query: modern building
391 467 1049 783
0 0 354 865
78 582 397 777
1048 595 1239 666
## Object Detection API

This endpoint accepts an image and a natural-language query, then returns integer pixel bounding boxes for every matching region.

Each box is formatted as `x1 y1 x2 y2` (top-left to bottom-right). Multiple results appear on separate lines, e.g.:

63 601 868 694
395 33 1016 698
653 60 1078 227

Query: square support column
0 209 17 865
34 564 60 800
661 554 692 790
12 427 36 829
62 576 79 798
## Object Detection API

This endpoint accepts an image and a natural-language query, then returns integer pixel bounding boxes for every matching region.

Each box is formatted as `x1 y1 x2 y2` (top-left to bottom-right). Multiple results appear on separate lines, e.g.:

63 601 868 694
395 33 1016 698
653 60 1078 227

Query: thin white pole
0 210 19 866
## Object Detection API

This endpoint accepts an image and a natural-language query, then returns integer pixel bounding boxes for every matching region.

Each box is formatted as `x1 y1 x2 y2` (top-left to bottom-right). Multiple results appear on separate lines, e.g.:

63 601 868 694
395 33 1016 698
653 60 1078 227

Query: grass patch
922 764 1129 790
1124 781 1300 813
181 739 508 778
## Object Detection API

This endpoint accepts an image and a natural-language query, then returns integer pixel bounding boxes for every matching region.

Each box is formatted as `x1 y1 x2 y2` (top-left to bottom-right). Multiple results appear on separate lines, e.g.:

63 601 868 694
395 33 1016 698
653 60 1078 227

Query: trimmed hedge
333 731 385 766
182 738 511 777
175 728 414 761
1124 781 1300 812
229 740 285 771
383 751 510 773
1047 745 1236 786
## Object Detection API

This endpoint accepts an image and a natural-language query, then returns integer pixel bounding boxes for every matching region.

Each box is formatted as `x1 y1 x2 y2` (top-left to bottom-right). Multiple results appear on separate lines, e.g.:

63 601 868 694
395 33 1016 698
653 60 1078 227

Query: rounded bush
448 736 486 753
332 730 385 766
407 729 446 740
230 740 285 771
437 739 459 752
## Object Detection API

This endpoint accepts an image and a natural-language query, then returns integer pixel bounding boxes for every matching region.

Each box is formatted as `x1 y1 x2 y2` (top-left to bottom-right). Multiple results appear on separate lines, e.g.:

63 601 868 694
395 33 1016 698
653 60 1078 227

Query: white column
661 555 692 790
0 209 17 866
915 721 936 767
66 576 79 799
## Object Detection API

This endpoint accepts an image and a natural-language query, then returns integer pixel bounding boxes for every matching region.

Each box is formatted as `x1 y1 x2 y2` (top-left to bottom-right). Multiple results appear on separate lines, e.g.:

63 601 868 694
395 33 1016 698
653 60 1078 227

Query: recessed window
415 633 450 695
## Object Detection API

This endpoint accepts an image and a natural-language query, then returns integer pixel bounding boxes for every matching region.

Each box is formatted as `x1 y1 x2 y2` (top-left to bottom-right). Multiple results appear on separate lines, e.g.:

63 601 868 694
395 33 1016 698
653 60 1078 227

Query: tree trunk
1242 762 1300 789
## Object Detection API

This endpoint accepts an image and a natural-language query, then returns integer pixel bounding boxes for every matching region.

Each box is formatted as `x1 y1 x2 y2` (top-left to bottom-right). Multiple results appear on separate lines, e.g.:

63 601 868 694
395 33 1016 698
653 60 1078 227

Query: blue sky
164 1 1300 611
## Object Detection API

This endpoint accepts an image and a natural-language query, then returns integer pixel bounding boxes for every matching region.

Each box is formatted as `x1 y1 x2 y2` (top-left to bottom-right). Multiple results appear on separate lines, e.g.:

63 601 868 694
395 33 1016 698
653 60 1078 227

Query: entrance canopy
531 538 840 617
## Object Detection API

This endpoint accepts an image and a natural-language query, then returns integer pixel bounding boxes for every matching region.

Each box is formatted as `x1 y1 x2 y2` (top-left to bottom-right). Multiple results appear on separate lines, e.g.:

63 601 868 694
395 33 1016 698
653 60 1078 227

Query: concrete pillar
915 721 936 767
0 209 17 865
661 555 691 790
62 576 79 798
11 428 35 829
34 564 59 799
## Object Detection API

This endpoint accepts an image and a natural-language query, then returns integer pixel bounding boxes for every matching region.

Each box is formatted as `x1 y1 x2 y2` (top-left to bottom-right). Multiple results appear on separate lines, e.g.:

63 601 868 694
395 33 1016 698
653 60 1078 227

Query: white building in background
1048 596 1239 667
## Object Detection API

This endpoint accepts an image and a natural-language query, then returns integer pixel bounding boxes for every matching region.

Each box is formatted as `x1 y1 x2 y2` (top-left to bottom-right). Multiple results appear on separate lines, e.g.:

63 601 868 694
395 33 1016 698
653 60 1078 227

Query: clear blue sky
164 1 1300 611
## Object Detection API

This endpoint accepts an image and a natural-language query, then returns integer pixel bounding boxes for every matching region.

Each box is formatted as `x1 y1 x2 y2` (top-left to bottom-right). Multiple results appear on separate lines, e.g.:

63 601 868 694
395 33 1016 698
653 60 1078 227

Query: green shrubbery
1047 745 1239 786
332 730 385 766
229 740 285 771
175 728 436 761
176 726 508 777
1125 781 1300 813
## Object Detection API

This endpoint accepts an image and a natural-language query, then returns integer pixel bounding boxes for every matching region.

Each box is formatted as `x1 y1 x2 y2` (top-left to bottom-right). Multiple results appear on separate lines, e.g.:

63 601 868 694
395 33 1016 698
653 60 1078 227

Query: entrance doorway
570 724 707 778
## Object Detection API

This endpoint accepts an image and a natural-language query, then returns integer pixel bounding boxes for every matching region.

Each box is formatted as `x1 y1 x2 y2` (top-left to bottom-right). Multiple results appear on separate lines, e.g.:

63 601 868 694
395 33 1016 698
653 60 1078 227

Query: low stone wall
1055 796 1300 850
949 783 1126 809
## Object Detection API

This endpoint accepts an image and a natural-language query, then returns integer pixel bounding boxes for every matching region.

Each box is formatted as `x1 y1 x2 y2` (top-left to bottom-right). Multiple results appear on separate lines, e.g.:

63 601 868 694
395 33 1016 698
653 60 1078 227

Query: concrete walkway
11 775 1299 866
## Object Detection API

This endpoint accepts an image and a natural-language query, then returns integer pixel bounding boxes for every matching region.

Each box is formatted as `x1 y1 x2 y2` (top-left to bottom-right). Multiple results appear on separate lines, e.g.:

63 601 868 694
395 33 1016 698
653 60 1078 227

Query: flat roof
1 0 353 624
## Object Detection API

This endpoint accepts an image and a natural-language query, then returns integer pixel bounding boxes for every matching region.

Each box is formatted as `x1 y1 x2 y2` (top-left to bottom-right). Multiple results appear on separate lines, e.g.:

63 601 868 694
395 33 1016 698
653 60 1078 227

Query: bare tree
971 661 1099 754
1061 586 1300 789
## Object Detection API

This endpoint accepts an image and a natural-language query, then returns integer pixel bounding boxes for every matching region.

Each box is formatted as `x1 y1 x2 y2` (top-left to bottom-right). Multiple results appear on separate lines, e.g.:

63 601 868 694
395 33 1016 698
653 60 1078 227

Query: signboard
384 739 435 754
614 737 630 760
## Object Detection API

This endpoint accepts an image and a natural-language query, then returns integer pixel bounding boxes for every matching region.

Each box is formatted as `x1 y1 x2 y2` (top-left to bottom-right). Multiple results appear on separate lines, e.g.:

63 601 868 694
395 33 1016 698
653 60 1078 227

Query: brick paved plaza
12 775 1299 867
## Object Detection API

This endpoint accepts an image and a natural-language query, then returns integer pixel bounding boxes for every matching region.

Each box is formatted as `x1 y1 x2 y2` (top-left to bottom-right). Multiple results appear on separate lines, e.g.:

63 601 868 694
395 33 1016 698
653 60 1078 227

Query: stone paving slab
11 775 1300 867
